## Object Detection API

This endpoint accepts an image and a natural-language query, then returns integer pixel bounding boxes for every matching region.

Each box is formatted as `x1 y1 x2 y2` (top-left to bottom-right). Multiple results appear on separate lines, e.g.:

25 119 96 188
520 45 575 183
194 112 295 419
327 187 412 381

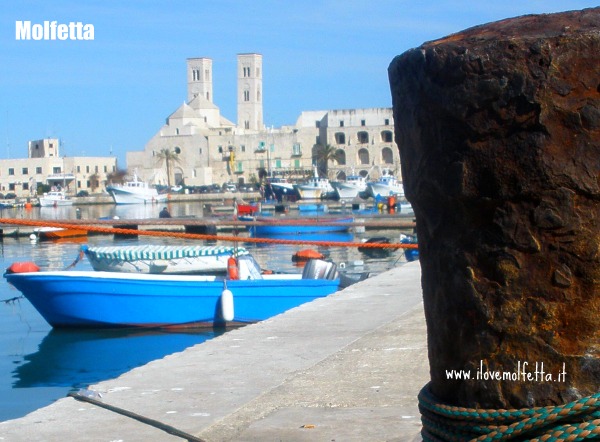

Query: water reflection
13 328 224 388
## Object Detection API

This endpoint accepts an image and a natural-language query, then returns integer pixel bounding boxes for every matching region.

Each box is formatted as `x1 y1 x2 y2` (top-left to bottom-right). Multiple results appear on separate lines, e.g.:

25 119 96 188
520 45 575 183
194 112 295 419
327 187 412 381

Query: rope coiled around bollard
418 383 600 441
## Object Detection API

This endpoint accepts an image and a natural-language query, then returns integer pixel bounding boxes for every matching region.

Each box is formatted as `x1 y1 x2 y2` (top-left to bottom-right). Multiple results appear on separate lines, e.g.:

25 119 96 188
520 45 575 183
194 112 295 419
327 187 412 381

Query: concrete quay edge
0 261 428 442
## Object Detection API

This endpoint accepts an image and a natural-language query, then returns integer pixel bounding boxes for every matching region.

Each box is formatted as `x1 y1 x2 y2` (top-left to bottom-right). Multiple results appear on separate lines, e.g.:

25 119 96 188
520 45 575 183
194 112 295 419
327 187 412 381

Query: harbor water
0 200 413 422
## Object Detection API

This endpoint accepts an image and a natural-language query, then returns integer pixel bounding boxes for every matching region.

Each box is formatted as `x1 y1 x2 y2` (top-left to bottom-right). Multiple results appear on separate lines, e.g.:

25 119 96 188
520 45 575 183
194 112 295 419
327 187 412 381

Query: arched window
357 131 369 144
336 149 346 165
381 130 393 142
174 146 181 154
335 132 346 144
358 148 370 165
382 147 394 164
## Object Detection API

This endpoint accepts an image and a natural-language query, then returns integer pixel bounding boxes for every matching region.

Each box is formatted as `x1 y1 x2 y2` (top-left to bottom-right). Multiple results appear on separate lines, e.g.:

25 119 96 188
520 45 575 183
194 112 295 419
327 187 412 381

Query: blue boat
247 216 353 237
4 258 340 329
400 234 419 262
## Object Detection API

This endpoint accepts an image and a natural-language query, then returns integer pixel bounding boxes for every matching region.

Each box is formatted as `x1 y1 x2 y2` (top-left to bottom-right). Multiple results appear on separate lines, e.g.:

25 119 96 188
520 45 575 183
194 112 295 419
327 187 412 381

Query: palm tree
315 143 339 178
155 148 181 187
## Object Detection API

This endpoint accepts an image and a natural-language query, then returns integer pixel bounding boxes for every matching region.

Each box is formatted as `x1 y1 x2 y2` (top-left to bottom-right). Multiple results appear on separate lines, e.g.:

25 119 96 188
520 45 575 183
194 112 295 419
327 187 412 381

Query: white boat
39 190 73 207
106 173 167 204
367 169 404 198
332 174 368 199
294 166 334 200
82 245 250 275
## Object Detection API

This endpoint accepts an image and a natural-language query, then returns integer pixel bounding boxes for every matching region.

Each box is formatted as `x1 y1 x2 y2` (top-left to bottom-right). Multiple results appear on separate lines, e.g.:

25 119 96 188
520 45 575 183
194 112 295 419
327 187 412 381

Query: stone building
127 53 399 188
0 138 117 197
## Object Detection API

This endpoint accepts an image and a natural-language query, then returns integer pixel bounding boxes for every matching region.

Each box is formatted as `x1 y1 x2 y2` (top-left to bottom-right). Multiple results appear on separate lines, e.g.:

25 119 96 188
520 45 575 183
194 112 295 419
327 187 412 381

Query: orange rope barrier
0 218 418 249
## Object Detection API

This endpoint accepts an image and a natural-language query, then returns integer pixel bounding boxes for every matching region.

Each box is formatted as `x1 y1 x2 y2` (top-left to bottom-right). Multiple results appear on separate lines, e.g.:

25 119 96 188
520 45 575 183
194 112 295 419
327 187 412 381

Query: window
244 90 250 101
382 147 394 164
205 69 210 81
218 146 223 153
335 132 346 144
361 119 366 126
336 149 347 165
36 167 42 174
292 143 301 156
384 119 390 125
86 166 90 173
95 166 98 173
22 167 28 175
174 146 181 154
241 145 246 153
77 166 80 173
104 165 107 172
358 148 370 165
23 183 28 191
381 130 393 142
357 131 369 144
340 121 344 127
8 168 14 176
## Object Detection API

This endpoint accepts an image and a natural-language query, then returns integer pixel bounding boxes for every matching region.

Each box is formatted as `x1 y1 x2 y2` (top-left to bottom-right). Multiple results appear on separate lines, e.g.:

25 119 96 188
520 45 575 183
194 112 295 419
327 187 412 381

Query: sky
1 1 598 167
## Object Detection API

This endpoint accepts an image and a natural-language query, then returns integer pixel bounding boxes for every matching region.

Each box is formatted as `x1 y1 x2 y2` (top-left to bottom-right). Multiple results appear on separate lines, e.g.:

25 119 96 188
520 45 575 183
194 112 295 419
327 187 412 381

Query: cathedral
126 53 399 188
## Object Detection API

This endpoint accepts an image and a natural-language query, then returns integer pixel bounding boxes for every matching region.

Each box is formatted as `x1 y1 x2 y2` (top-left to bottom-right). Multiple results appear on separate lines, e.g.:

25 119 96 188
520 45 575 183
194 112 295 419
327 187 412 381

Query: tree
315 143 339 178
155 148 181 187
107 168 128 184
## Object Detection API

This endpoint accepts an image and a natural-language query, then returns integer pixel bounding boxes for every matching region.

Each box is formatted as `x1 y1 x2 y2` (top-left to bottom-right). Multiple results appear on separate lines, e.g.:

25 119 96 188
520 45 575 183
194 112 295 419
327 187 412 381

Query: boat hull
35 227 87 240
367 183 405 198
248 217 353 236
5 271 340 328
107 187 168 204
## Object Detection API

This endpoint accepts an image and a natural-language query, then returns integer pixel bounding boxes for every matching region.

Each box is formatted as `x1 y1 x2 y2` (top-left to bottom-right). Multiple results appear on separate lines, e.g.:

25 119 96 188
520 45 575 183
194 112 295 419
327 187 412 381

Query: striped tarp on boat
83 245 249 261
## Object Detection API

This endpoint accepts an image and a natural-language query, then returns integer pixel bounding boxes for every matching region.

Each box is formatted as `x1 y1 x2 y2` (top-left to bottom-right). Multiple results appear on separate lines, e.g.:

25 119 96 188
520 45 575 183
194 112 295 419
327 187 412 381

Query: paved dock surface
0 261 427 441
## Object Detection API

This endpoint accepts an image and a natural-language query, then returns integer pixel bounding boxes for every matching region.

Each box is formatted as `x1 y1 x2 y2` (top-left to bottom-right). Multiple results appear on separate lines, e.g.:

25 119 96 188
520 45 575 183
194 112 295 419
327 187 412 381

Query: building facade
0 138 117 197
126 54 400 188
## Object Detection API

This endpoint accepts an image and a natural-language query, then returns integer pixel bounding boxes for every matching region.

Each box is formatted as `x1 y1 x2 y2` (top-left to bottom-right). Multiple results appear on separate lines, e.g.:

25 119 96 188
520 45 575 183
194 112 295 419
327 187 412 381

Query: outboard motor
301 259 338 280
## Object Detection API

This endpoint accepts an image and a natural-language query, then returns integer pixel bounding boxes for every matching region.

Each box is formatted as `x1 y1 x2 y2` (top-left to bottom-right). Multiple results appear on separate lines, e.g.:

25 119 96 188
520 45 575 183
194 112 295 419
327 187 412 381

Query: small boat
236 202 260 216
292 249 325 263
297 203 328 213
34 227 87 240
358 237 394 258
332 174 368 199
4 257 340 328
82 245 250 275
367 169 404 199
247 216 353 236
106 172 168 205
264 177 297 202
400 233 419 262
39 190 73 207
294 166 334 200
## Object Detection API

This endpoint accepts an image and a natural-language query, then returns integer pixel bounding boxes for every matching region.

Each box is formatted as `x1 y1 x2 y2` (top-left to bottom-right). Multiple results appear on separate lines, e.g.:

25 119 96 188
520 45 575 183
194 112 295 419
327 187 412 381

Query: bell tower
187 57 213 103
237 53 263 131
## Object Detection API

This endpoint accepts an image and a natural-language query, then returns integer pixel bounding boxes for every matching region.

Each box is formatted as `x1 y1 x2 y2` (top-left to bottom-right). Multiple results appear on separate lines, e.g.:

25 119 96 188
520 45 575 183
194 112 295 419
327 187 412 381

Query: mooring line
68 392 206 442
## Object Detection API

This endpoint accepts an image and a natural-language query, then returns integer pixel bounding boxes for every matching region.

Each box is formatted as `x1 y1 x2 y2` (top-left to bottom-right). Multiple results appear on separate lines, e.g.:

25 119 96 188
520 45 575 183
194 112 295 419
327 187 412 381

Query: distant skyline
2 1 598 167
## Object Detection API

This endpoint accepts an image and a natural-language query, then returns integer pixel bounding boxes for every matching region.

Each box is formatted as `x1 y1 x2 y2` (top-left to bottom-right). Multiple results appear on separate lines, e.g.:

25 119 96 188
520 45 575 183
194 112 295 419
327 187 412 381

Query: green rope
418 383 600 441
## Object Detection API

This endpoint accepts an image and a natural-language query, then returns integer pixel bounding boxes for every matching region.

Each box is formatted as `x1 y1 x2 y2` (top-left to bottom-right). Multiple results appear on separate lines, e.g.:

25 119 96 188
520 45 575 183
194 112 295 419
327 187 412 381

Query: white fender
220 288 234 322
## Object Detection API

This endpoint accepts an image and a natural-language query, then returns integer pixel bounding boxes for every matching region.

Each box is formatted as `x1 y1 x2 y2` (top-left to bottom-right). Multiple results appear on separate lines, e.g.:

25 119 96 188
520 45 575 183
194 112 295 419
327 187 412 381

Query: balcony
46 173 75 182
